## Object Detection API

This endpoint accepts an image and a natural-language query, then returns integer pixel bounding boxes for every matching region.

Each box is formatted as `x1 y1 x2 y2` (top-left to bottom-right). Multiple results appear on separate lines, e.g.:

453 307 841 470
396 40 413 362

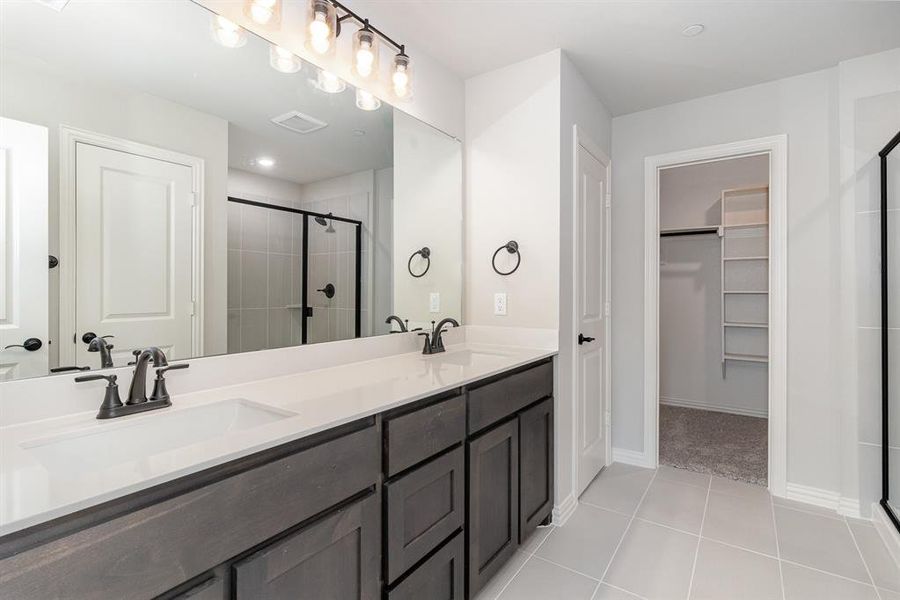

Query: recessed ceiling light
681 24 705 37
257 157 275 168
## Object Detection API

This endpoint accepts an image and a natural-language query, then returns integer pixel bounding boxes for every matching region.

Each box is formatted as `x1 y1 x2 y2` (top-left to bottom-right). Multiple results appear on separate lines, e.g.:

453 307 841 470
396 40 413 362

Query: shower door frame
227 197 362 345
880 130 900 534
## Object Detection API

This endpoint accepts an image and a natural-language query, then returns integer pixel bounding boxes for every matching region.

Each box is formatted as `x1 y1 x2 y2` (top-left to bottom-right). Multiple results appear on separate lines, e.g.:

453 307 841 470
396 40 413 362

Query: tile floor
475 464 900 600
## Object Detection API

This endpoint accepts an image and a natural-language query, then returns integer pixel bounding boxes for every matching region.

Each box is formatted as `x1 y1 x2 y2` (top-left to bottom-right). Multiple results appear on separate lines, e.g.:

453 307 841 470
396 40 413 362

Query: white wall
612 67 842 495
465 50 562 329
0 55 230 362
659 156 769 418
837 48 900 515
393 111 462 329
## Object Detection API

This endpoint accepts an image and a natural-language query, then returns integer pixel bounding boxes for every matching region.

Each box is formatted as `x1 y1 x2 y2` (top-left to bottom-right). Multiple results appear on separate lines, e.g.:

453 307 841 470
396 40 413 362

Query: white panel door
0 117 49 381
74 143 194 368
576 143 609 496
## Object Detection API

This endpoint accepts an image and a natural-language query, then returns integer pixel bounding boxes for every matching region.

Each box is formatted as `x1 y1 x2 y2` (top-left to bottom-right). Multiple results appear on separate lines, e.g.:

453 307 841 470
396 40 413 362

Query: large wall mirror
0 0 462 382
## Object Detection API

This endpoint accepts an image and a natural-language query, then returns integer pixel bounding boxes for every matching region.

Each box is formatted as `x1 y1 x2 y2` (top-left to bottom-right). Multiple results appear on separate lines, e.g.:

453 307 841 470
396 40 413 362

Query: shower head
314 213 336 233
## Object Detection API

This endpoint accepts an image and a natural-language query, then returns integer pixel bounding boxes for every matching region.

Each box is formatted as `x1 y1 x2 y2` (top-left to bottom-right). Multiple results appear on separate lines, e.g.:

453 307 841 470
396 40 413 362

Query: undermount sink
21 399 295 474
426 349 514 367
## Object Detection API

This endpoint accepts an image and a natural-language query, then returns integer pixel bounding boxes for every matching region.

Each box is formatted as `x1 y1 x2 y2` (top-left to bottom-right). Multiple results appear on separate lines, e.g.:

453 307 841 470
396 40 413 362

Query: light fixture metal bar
329 0 405 54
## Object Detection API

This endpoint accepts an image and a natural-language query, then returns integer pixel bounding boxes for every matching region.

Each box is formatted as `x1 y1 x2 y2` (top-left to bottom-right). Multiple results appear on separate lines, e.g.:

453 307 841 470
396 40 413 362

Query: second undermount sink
426 349 514 367
21 399 295 474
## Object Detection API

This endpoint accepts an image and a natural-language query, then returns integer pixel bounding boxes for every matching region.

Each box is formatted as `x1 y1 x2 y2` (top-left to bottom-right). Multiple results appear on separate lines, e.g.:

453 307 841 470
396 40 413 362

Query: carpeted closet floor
659 404 768 486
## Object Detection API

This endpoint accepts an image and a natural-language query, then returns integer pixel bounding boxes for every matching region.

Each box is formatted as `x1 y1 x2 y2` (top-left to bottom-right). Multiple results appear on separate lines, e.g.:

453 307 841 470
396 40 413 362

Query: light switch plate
494 293 507 316
429 292 440 313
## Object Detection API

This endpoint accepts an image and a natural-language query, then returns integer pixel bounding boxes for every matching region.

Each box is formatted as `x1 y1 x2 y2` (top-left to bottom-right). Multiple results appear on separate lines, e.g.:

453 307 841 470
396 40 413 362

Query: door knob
316 283 336 299
578 333 595 345
4 338 43 352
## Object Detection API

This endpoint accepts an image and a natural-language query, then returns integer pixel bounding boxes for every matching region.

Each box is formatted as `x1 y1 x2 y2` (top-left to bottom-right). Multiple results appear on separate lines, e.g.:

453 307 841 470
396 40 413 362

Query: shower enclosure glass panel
305 214 361 344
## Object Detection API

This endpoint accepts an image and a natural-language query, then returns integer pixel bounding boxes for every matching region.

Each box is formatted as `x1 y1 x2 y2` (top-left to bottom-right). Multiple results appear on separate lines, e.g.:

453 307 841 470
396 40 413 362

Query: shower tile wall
227 200 304 353
302 193 366 344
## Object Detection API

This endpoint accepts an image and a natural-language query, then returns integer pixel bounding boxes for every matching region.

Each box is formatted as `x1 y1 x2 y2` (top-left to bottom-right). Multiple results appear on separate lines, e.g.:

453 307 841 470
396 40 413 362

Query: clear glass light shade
355 88 381 111
307 0 336 55
269 45 302 74
316 69 346 94
244 0 281 26
391 53 412 100
353 28 379 80
210 15 247 49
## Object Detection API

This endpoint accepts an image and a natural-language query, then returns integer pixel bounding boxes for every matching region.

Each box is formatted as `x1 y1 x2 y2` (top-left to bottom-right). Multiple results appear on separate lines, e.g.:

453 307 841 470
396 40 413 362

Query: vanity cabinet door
233 493 380 600
387 532 464 600
519 397 554 542
467 419 519 597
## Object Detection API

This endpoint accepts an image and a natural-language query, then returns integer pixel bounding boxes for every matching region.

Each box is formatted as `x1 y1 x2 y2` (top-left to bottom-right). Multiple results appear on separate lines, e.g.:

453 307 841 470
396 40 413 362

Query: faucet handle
417 331 433 355
149 363 188 404
75 373 124 417
156 363 189 376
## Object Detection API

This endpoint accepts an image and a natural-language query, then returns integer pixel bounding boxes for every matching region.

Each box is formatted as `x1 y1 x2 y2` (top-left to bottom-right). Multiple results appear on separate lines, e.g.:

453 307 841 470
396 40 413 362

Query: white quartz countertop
0 342 555 537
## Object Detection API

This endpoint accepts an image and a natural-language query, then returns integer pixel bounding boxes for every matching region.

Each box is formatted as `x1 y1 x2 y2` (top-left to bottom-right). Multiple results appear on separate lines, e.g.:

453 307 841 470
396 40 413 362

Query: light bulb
316 70 346 94
211 15 247 49
391 53 411 99
309 11 331 54
247 0 278 25
356 88 381 111
269 45 302 74
257 157 275 168
356 45 375 77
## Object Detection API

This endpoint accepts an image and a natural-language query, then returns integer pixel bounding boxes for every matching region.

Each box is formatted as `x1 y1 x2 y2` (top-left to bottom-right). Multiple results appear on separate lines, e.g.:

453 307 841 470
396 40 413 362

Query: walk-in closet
658 154 770 485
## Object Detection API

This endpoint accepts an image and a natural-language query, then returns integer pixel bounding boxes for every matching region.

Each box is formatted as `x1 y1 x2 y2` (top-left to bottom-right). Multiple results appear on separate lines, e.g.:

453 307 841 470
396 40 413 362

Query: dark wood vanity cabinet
0 359 553 600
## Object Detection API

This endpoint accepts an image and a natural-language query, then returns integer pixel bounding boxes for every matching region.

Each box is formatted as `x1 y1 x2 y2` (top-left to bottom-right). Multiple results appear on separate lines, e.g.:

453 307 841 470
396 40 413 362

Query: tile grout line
489 527 555 600
770 489 786 600
598 468 660 586
533 555 650 600
778 557 883 589
844 515 884 600
685 474 712 600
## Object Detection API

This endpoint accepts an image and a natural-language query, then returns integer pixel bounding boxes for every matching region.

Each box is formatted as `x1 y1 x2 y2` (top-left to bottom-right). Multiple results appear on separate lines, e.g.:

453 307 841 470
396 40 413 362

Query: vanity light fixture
316 69 346 94
270 45 303 73
305 0 412 100
244 0 280 26
210 15 247 49
355 88 381 111
353 24 378 80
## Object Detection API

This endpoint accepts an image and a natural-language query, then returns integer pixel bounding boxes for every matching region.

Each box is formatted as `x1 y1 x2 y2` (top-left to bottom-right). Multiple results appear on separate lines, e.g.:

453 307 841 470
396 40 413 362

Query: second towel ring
492 240 521 276
408 247 431 278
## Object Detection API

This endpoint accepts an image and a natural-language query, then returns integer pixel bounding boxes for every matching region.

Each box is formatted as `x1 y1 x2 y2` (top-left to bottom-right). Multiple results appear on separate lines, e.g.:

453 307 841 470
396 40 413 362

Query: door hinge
604 302 610 316
605 194 611 208
189 192 198 207
190 300 197 316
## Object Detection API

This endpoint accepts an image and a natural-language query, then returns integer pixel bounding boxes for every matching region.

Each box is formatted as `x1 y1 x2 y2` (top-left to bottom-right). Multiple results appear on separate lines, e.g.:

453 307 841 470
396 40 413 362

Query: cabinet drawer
0 423 379 600
387 532 464 600
467 361 552 434
385 447 465 583
384 394 465 477
234 493 379 600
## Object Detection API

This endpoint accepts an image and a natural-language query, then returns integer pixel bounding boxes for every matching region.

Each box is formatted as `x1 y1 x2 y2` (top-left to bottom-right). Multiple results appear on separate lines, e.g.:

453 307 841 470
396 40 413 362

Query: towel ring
408 247 431 278
492 240 521 276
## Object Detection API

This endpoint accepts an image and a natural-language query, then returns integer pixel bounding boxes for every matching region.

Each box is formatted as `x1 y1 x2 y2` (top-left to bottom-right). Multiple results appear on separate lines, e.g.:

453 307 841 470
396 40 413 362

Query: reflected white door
74 142 194 368
0 117 49 380
575 142 609 495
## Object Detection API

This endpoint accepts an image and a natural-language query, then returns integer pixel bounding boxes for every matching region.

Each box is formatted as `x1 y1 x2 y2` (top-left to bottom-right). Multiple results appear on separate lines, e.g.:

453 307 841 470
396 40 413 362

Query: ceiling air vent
270 111 328 135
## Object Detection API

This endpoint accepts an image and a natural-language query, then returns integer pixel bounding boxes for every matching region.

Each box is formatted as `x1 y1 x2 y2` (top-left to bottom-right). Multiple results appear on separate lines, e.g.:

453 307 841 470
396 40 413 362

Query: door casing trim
642 135 788 497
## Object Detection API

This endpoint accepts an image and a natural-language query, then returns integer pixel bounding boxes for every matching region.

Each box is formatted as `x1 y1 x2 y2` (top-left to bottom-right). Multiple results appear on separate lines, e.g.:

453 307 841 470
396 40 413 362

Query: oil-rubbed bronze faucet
419 318 459 354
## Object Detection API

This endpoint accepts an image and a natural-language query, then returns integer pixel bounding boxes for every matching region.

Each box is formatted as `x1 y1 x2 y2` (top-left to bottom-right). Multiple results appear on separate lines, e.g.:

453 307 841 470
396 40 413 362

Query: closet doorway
643 136 787 495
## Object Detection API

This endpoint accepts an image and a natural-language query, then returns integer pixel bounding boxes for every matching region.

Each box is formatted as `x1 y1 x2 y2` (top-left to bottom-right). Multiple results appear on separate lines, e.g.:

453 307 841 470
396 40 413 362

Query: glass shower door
302 213 361 344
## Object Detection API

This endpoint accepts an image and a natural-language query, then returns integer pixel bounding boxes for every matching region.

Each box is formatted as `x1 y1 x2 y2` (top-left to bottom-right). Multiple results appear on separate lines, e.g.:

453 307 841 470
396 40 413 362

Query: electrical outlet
429 292 440 313
494 293 507 316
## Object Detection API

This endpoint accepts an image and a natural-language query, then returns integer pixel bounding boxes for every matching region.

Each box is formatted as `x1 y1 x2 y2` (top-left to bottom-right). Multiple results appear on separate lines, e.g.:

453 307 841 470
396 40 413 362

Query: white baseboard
783 482 860 518
552 493 578 526
660 396 768 419
872 502 900 569
612 447 654 469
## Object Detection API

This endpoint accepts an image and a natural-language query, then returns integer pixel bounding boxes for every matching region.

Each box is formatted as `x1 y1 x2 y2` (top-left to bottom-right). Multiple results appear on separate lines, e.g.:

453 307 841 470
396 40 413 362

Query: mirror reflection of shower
315 213 336 233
